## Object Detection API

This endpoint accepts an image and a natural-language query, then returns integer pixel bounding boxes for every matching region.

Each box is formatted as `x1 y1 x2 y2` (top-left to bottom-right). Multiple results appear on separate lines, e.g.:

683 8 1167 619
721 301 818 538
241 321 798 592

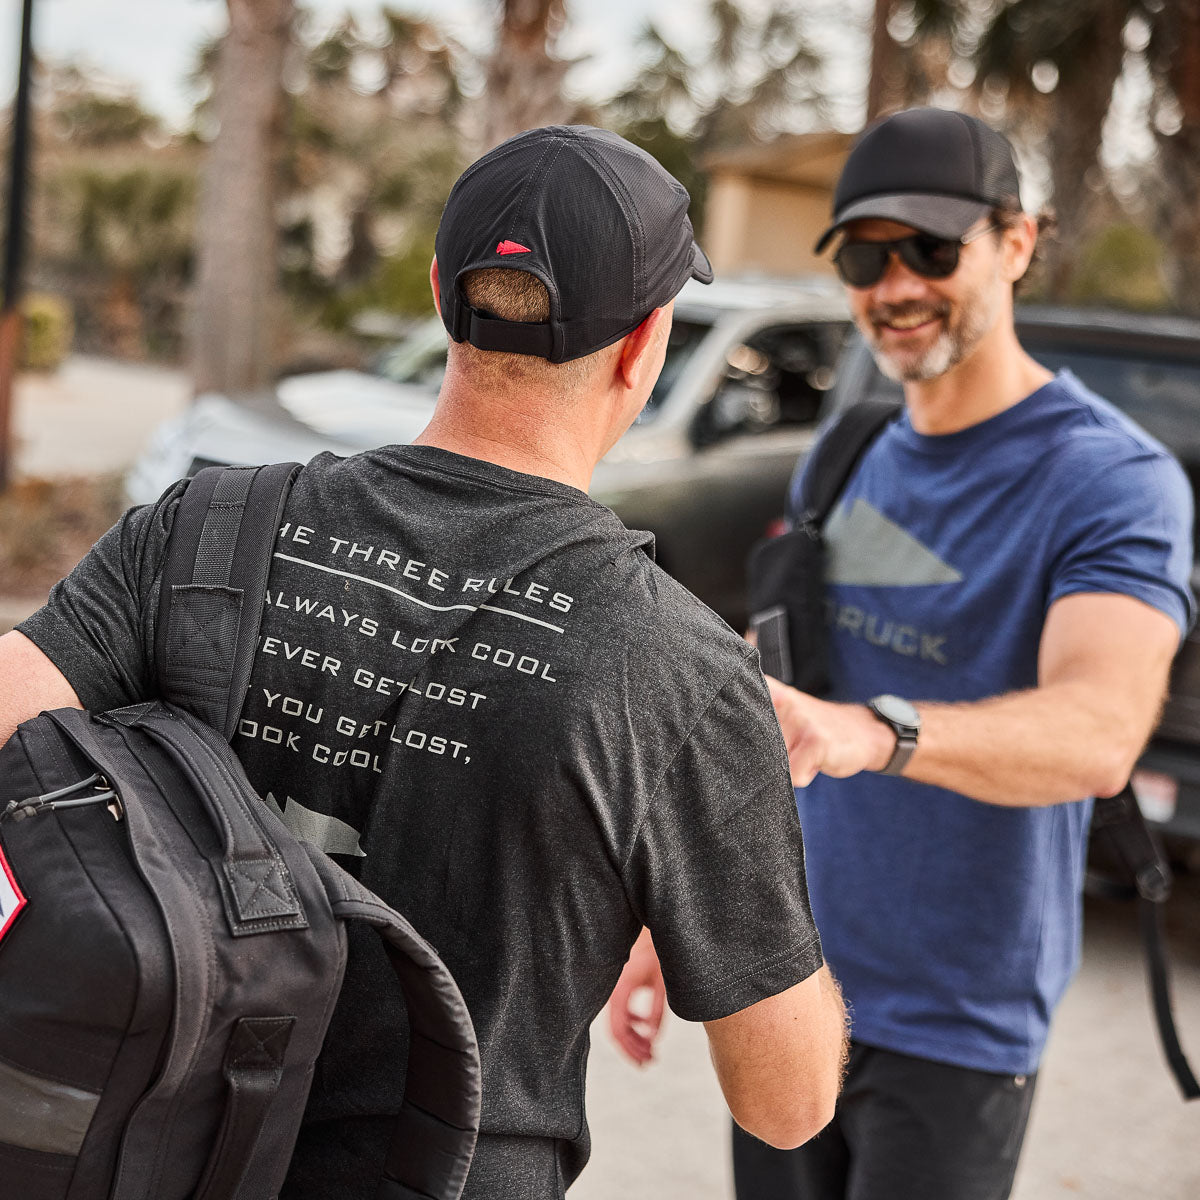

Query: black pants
732 1042 1037 1200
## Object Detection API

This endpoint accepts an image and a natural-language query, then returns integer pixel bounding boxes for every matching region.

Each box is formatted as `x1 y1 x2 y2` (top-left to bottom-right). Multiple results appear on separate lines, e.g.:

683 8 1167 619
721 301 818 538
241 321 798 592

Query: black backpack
0 463 482 1199
747 401 1199 1102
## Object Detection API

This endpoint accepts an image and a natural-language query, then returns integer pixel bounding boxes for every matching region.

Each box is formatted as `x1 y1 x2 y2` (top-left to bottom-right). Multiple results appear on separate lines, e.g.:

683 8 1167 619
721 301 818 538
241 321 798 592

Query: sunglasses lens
833 242 889 287
834 233 964 285
901 234 961 279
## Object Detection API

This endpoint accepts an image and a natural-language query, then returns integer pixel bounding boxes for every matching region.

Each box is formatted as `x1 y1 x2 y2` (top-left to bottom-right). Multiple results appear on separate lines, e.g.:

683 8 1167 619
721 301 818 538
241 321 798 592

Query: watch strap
881 734 917 777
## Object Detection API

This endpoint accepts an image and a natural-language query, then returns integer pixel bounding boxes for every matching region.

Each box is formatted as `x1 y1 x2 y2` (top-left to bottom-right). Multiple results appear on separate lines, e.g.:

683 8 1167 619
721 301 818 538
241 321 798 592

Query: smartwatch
868 694 921 776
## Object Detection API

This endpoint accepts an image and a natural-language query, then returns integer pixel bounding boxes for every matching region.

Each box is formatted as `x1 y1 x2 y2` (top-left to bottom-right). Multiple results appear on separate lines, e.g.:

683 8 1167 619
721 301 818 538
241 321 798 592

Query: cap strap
465 306 554 359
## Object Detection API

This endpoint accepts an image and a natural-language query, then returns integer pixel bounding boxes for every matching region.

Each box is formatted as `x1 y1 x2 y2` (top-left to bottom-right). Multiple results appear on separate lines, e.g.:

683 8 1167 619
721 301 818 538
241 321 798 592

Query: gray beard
873 327 958 383
866 279 1002 383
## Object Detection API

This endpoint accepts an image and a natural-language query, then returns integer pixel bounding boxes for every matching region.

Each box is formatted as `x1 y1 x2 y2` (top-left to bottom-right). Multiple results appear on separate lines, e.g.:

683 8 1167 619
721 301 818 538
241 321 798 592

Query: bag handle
303 848 482 1200
193 1016 298 1200
54 704 307 934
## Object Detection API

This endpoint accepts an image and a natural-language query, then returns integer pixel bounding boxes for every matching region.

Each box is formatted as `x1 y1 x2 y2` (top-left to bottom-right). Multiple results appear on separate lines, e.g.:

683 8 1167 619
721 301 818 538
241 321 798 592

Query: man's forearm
769 680 1159 808
905 680 1155 806
769 594 1177 808
707 963 847 1149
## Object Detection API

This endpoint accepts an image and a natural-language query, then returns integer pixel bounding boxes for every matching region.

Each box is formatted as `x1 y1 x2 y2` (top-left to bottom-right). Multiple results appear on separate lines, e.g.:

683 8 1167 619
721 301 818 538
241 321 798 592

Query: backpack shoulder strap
800 398 903 525
304 849 481 1199
156 462 301 741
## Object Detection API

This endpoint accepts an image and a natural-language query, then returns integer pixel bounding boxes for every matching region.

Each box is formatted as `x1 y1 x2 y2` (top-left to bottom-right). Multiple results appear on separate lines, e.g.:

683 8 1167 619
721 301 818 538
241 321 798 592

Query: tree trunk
1041 5 1127 300
190 0 293 396
866 0 895 121
1154 2 1200 314
481 0 570 150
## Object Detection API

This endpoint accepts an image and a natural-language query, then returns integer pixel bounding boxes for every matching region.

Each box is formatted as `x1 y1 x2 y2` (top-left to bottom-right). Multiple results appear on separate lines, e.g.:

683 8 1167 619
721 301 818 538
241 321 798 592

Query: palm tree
867 0 896 120
607 0 827 149
481 0 572 150
974 0 1133 298
1145 1 1200 313
190 0 295 396
867 0 961 119
284 11 464 290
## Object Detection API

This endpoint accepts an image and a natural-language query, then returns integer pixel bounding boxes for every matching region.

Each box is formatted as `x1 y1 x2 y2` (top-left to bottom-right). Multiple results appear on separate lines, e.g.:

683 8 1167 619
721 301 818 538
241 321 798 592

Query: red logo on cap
496 240 531 255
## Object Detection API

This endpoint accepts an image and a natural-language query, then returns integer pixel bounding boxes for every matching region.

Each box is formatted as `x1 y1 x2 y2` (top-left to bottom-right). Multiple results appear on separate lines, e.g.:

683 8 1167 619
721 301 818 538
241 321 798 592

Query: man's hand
607 927 667 1066
766 677 894 786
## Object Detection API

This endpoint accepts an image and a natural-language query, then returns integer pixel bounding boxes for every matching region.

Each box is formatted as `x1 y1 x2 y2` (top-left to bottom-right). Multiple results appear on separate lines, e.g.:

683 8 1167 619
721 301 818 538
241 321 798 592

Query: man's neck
903 322 1054 436
413 379 602 492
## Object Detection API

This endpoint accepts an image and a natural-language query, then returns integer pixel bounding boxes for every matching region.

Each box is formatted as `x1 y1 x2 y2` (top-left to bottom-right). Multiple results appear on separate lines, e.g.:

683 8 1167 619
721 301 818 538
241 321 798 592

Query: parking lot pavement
576 881 1200 1199
12 355 189 480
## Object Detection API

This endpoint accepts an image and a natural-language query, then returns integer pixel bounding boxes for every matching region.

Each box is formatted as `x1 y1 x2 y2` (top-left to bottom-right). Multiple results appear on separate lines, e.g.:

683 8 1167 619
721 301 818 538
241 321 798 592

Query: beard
864 271 1003 383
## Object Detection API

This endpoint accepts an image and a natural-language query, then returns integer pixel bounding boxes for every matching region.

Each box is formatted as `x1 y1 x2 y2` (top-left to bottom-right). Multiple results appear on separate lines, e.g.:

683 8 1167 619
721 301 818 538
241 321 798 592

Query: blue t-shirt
788 371 1194 1074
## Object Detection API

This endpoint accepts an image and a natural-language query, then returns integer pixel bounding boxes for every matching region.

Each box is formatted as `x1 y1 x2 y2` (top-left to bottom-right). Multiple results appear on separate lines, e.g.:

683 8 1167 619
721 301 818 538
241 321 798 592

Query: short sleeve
623 656 824 1022
1047 449 1195 636
17 481 186 711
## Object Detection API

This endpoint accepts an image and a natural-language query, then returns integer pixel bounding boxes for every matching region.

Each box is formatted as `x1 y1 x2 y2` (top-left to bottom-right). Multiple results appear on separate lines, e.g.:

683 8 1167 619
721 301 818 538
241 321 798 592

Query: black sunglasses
832 225 999 288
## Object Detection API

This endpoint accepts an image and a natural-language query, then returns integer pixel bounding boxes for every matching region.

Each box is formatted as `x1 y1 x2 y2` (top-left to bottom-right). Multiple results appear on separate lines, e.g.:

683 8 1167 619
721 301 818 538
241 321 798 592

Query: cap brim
813 194 993 254
690 240 714 285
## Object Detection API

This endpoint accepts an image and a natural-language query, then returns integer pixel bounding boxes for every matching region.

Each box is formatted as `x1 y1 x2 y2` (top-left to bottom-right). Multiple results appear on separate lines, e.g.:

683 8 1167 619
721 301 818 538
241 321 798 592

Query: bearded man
609 107 1194 1200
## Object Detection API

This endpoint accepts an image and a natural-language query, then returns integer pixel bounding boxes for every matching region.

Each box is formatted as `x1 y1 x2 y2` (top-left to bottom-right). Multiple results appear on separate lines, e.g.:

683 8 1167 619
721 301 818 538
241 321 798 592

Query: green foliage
290 99 339 155
309 22 356 84
598 0 829 240
1068 223 1169 311
69 167 195 276
382 139 465 225
608 2 826 148
52 91 160 147
19 293 74 371
325 227 440 327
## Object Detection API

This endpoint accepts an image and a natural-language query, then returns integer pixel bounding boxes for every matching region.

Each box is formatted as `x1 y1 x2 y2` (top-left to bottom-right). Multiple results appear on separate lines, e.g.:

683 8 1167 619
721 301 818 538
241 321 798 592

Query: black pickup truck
823 306 1200 846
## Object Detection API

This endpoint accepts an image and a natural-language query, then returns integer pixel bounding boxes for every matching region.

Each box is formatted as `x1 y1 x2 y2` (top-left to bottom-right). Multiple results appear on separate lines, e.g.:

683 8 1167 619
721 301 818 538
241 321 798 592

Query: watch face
872 694 921 730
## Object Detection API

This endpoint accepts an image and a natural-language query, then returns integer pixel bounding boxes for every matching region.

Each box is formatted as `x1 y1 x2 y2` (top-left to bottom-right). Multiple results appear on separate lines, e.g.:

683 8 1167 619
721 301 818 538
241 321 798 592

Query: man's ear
1003 213 1038 284
618 305 670 390
430 256 441 316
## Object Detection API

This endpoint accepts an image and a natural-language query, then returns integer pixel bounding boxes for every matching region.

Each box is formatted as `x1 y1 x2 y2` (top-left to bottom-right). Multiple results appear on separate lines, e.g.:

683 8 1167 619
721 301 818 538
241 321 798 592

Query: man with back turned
0 125 848 1198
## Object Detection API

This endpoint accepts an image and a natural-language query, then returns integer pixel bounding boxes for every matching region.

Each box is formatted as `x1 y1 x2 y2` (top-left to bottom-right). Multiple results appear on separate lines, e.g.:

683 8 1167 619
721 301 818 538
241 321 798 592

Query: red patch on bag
0 844 27 945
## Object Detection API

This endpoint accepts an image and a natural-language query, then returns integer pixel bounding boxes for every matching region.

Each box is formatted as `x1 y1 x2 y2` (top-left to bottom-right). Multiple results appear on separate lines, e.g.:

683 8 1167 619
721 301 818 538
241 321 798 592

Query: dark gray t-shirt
21 445 822 1198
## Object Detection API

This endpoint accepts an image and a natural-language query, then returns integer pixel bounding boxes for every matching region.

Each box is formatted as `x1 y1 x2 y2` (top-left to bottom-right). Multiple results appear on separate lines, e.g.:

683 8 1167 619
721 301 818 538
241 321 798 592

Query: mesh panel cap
814 107 1024 253
436 125 713 363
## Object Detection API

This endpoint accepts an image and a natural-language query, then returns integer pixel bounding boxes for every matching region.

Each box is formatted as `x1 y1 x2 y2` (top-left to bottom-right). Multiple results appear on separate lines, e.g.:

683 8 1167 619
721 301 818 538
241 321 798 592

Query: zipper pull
1 775 121 823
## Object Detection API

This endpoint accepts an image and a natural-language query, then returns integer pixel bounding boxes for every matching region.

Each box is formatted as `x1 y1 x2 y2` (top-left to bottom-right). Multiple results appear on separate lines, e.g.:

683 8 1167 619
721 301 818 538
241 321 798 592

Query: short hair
451 267 597 392
992 205 1057 297
462 267 550 323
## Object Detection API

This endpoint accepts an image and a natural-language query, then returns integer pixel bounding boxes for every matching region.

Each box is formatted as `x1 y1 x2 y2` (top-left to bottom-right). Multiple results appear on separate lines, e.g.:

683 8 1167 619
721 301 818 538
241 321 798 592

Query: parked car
823 306 1200 845
126 274 853 623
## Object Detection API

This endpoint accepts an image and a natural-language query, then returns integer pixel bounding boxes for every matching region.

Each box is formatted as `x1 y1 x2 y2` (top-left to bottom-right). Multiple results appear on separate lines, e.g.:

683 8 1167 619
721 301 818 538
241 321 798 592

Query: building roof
702 130 855 189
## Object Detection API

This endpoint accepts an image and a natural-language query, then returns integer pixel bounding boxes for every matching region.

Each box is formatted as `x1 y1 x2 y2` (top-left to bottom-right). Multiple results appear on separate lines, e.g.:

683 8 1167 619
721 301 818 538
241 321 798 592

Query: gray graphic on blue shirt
825 498 963 586
825 600 949 665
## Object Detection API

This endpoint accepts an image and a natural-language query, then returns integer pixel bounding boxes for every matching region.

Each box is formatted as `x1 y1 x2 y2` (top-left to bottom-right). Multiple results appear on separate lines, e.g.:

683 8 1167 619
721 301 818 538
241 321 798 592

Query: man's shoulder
1040 371 1175 466
603 549 757 681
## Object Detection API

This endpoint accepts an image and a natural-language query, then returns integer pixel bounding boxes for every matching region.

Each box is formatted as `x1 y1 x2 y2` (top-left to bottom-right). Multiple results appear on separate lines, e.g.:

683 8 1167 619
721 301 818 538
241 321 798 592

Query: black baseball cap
814 107 1023 253
435 125 713 364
